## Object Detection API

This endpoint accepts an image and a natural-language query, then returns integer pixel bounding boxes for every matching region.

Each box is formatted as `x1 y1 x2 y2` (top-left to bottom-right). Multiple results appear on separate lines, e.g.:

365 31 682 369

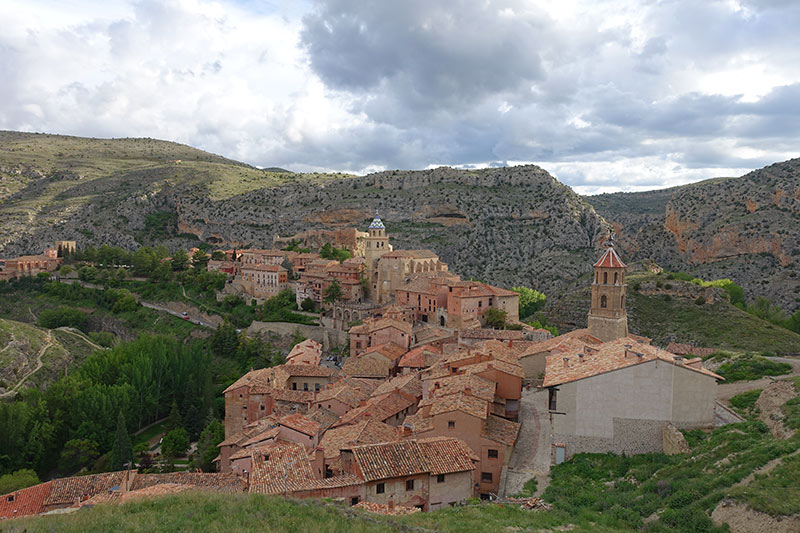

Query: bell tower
364 213 391 300
588 236 628 342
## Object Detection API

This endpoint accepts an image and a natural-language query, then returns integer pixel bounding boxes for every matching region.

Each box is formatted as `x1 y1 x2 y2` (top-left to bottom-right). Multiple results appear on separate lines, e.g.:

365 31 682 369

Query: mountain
0 132 607 297
588 159 800 312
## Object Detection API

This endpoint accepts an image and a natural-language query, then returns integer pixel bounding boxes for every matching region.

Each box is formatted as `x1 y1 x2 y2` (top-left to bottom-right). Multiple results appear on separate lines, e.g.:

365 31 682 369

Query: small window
488 449 498 459
549 388 558 411
603 272 608 284
260 405 265 411
481 472 493 482
600 295 607 308
315 383 320 392
351 497 359 505
303 383 309 391
448 420 455 429
328 404 331 409
376 483 385 494
7 495 15 502
292 383 297 390
437 474 445 483
406 479 415 491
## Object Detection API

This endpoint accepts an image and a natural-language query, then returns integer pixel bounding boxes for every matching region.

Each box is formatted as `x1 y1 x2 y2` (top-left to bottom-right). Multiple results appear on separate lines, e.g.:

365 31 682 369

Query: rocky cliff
589 159 800 312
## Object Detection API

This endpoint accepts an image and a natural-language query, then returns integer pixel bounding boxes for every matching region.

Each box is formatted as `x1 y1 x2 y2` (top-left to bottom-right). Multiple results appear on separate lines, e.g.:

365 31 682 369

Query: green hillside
0 318 98 395
547 271 800 353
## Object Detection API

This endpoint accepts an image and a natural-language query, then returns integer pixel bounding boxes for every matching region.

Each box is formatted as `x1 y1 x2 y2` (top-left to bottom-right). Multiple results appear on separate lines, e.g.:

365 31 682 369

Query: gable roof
417 437 478 475
482 415 521 446
130 473 244 493
44 471 134 507
248 442 316 495
335 390 417 427
319 420 399 459
542 337 723 387
346 439 474 482
0 481 52 519
418 392 488 420
286 339 323 366
370 373 423 400
314 383 367 408
278 413 321 436
361 342 408 362
428 373 496 403
398 344 442 369
350 317 413 336
342 353 394 378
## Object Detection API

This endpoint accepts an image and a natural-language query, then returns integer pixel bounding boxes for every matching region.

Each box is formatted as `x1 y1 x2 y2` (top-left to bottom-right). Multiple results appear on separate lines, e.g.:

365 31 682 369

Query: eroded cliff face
590 159 800 311
1 162 609 298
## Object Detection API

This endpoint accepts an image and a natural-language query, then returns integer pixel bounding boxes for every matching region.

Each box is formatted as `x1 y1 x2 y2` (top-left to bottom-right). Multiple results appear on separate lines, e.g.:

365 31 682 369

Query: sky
1 0 799 194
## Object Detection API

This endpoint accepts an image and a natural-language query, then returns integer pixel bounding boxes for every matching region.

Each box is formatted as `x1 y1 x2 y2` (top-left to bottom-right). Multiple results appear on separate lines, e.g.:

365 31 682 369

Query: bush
729 389 762 413
161 428 190 460
0 469 40 494
694 295 706 305
717 354 792 382
38 307 89 331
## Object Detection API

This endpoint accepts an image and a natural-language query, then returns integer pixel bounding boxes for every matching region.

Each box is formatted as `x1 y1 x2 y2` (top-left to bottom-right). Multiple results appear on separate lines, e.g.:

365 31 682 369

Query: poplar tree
110 411 133 471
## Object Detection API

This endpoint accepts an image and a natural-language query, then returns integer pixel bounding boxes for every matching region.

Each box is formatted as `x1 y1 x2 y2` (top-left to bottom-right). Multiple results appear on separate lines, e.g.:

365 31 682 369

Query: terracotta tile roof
419 392 488 420
593 245 626 268
342 353 394 378
278 413 321 436
44 471 134 507
402 412 434 434
518 330 603 360
461 358 526 379
269 388 314 403
319 420 400 459
294 474 364 491
370 373 423 400
412 325 455 345
224 367 273 394
248 442 316 495
346 438 474 482
281 364 337 378
335 391 417 427
482 415 521 446
417 437 478 474
239 427 281 448
428 373 496 403
0 481 52 519
286 339 323 366
398 277 437 294
542 337 723 388
398 344 442 369
130 473 244 493
315 383 367 408
340 377 381 396
361 342 408 362
349 317 413 336
240 264 286 272
460 329 524 340
306 406 340 432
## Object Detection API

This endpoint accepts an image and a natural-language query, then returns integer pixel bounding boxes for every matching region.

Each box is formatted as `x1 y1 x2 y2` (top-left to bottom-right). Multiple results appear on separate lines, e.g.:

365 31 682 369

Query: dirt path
0 331 53 398
503 388 552 497
55 326 106 351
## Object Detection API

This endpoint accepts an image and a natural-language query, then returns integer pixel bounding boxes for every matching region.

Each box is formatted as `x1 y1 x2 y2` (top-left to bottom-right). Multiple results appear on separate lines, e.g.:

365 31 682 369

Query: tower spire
588 236 628 342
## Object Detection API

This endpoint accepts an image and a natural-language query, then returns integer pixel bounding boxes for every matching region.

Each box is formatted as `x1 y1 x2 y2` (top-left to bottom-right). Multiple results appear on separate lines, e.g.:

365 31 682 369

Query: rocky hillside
0 132 608 296
0 318 99 396
589 159 800 312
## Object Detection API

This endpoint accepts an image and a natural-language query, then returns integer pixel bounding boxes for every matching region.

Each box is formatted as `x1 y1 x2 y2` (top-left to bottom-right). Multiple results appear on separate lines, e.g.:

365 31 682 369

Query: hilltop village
0 216 725 517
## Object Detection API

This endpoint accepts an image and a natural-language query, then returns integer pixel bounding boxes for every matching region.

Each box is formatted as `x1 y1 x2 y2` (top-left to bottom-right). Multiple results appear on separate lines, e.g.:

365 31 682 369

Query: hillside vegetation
0 318 98 395
547 271 800 353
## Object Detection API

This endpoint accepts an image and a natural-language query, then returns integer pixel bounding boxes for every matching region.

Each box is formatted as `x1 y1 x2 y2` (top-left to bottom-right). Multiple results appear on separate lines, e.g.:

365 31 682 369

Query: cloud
0 0 798 192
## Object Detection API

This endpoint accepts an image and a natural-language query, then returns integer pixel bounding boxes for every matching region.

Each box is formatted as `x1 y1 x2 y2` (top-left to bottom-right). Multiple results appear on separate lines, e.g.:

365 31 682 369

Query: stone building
349 317 413 356
0 248 62 281
587 238 628 342
234 264 288 303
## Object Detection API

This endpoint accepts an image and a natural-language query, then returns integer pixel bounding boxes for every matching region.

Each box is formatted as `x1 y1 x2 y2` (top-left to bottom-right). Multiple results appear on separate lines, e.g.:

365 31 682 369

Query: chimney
562 357 569 367
673 356 683 364
508 340 513 348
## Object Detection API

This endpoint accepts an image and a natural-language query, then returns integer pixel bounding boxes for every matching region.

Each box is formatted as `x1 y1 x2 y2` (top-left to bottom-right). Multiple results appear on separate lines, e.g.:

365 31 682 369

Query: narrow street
502 387 552 497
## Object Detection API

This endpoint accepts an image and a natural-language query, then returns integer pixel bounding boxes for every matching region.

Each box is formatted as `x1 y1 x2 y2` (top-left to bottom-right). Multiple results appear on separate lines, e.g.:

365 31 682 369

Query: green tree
323 279 343 303
191 249 209 270
210 322 240 359
59 439 100 474
166 401 183 432
161 428 190 460
38 307 89 331
0 469 40 494
193 420 225 472
786 310 800 334
110 411 133 471
59 265 73 277
171 249 190 271
211 250 226 261
152 261 174 282
300 297 315 312
484 307 508 329
511 286 547 318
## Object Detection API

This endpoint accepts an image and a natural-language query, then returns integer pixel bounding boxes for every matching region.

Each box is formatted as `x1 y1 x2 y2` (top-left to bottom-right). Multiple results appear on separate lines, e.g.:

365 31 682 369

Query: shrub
717 354 792 382
694 295 706 305
729 389 762 413
0 469 40 494
38 307 89 331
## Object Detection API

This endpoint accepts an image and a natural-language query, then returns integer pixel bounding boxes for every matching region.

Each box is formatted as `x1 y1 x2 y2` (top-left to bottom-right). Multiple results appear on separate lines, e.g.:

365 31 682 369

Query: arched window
603 272 608 284
614 272 618 284
595 272 598 283
601 295 607 308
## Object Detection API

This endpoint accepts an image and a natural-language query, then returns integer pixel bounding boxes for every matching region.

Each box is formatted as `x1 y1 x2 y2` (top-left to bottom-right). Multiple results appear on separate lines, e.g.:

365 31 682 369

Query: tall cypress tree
166 401 183 432
110 411 133 471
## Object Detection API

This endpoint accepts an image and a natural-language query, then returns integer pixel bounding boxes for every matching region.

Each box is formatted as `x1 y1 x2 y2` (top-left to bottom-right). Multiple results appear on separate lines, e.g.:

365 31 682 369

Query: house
0 481 52 520
318 420 400 477
544 337 722 462
339 439 475 511
42 471 136 511
313 383 369 416
286 339 323 366
0 250 61 281
277 413 323 449
235 264 288 303
334 390 419 428
349 318 412 356
342 343 408 379
398 344 442 374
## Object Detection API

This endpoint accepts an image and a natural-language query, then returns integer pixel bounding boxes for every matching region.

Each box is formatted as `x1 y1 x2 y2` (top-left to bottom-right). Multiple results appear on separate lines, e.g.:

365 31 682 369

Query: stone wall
662 423 690 455
552 417 667 462
247 321 349 351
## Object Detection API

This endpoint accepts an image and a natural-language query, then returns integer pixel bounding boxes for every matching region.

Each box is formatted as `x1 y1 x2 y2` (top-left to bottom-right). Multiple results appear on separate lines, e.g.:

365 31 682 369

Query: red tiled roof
361 342 408 362
342 353 394 378
278 413 321 436
0 481 52 519
281 364 337 378
543 337 723 387
461 358 526 379
460 329 524 340
286 339 323 366
350 317 413 336
593 245 626 268
346 438 474 482
248 442 316 495
429 373 496 402
306 406 340 432
482 415 521 446
315 383 367 408
419 392 488 419
335 391 417 427
130 473 244 493
370 373 423 400
224 367 273 394
44 471 134 507
319 420 400 459
398 344 442 369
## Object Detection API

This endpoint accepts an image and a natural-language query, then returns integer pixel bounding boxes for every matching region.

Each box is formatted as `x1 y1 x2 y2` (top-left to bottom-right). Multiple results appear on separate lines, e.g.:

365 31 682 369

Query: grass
716 354 793 382
729 389 762 414
781 377 800 430
510 476 538 498
626 272 800 353
728 452 800 516
133 420 168 447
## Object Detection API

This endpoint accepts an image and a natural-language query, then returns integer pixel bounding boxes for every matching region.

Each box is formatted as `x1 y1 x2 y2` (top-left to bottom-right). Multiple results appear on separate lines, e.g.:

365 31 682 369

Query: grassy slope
0 318 97 391
626 273 800 353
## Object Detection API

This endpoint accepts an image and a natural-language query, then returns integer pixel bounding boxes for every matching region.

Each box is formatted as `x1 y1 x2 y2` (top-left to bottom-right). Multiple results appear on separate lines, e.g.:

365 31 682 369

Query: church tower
364 213 391 300
588 236 628 342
